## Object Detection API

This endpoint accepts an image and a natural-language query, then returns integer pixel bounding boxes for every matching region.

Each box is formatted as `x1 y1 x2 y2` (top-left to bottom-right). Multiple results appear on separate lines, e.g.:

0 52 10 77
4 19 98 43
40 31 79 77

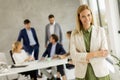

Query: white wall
0 0 80 64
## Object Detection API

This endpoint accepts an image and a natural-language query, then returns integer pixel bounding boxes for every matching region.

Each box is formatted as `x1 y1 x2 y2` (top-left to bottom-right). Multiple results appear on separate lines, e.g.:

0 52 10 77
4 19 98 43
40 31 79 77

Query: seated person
40 34 67 80
57 31 74 69
12 41 37 80
56 31 72 60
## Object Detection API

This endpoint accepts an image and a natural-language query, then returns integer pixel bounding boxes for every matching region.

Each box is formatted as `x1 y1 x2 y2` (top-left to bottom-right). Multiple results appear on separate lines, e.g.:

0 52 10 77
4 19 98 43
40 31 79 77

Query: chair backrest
9 50 15 64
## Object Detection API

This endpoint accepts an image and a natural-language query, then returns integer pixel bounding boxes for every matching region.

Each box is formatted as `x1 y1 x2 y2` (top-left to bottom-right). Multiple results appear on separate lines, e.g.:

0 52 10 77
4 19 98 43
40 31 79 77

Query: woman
12 41 37 80
70 5 110 80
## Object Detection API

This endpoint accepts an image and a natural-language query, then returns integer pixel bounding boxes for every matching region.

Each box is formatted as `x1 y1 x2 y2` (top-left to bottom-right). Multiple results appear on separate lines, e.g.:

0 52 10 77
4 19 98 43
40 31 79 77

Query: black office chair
10 50 16 64
9 50 30 80
66 58 75 69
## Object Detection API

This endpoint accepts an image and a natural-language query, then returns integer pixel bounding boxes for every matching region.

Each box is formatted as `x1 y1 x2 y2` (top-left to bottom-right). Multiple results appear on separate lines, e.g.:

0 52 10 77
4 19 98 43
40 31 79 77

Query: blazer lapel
54 23 57 34
24 29 30 43
90 25 96 51
76 31 86 52
48 24 51 35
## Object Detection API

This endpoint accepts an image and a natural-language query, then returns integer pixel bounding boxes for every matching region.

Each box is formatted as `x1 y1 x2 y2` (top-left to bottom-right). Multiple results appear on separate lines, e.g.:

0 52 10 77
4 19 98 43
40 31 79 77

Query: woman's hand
96 50 108 57
24 56 34 62
86 50 108 61
24 58 29 62
29 56 35 61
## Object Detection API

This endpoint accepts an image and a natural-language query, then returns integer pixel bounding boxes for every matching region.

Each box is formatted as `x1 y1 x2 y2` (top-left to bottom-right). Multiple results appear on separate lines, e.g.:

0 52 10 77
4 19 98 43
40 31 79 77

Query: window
79 0 108 27
118 0 120 17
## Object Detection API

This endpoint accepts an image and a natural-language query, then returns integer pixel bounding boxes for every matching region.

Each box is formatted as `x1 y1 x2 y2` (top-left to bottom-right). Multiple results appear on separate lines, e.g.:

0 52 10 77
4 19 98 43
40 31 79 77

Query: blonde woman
12 41 34 64
70 5 110 80
12 41 37 80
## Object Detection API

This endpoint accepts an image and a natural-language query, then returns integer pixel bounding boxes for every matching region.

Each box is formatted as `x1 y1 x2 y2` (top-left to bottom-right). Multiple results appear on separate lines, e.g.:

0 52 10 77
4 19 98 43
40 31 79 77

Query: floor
0 67 120 80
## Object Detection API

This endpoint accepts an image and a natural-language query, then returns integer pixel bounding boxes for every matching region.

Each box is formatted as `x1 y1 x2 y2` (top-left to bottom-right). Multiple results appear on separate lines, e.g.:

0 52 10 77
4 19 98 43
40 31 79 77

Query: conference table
0 58 68 77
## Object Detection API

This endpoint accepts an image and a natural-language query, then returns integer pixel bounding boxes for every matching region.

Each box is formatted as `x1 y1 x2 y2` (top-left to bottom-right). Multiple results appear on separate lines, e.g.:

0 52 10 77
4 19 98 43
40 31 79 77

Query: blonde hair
12 41 22 53
75 4 94 34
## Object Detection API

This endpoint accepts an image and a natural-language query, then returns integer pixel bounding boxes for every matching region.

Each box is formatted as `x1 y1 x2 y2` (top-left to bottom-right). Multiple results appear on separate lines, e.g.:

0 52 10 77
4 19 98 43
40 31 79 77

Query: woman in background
12 41 37 80
70 5 110 80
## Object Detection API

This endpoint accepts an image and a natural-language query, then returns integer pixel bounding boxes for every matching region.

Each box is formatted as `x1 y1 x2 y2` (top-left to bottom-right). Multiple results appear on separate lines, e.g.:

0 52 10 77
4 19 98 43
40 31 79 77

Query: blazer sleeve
17 30 22 41
58 24 63 44
45 25 48 46
42 49 48 57
59 44 66 54
42 44 50 57
70 31 88 63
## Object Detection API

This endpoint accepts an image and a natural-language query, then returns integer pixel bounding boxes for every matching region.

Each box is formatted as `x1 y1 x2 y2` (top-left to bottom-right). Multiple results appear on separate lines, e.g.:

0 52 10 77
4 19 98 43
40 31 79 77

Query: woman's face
79 9 92 28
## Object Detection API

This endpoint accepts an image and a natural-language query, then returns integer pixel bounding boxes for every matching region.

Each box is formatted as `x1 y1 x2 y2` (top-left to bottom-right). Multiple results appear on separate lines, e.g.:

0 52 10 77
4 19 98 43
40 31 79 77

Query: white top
50 43 57 57
26 29 36 46
50 21 55 35
12 50 29 64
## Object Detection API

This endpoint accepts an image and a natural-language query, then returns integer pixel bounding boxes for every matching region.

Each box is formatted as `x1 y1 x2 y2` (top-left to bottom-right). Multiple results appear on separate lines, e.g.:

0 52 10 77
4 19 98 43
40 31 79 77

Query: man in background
45 14 63 47
17 19 39 60
41 34 66 80
17 19 41 77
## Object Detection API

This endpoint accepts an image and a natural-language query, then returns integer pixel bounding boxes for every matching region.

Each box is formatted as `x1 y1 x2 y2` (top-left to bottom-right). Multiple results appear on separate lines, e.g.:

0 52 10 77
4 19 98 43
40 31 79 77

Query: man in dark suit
17 19 39 60
17 19 41 78
41 34 67 80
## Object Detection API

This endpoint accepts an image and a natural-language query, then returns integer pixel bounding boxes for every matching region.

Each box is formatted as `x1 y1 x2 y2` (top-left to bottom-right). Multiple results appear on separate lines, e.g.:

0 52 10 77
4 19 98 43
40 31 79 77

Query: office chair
9 50 30 80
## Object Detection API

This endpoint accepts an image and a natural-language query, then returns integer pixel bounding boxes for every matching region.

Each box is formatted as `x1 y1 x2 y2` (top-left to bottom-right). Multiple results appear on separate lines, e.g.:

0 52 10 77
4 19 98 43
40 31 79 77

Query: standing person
17 19 41 78
45 14 63 47
17 19 39 60
70 5 110 80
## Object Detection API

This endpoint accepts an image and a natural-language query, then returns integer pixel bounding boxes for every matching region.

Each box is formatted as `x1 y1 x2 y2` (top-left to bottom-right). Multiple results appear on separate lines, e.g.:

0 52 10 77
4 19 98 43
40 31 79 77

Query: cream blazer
70 25 110 78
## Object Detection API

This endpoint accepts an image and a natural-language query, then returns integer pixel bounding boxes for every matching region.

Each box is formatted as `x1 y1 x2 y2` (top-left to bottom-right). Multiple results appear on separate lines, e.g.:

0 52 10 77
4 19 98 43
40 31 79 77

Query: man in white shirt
45 14 63 47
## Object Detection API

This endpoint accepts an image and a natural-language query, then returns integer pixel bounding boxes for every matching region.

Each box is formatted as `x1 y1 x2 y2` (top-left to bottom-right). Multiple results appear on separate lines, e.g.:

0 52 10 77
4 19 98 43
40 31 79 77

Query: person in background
17 19 41 78
12 41 37 80
17 19 39 60
66 31 72 53
41 34 67 80
70 5 110 80
45 14 63 47
56 31 72 59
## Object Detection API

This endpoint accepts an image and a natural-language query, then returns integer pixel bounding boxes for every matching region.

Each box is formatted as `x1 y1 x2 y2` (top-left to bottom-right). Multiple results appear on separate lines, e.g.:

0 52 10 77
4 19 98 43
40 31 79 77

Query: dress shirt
50 43 57 57
26 29 36 46
50 21 55 35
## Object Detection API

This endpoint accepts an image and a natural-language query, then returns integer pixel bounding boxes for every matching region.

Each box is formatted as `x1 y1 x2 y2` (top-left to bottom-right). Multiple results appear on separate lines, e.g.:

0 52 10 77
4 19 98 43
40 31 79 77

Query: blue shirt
50 43 57 57
26 29 36 46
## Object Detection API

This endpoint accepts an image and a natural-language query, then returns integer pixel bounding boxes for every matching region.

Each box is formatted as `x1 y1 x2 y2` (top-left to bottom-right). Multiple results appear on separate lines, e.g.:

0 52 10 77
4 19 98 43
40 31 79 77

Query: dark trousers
57 65 65 76
24 45 39 60
33 45 39 60
21 70 37 80
24 45 39 76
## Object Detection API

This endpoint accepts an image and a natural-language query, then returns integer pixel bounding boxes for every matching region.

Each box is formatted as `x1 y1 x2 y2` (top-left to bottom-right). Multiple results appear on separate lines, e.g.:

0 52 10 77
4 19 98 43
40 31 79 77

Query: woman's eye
88 14 91 16
82 16 85 18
